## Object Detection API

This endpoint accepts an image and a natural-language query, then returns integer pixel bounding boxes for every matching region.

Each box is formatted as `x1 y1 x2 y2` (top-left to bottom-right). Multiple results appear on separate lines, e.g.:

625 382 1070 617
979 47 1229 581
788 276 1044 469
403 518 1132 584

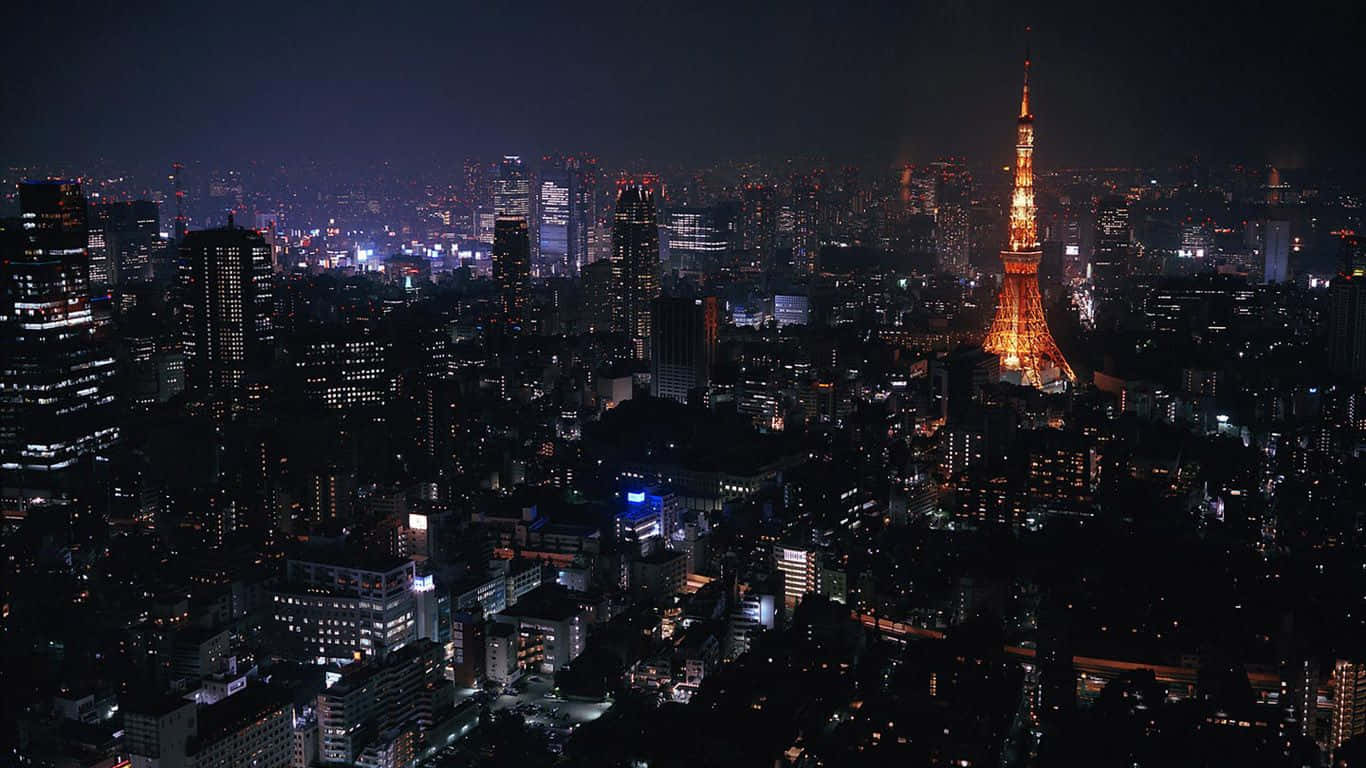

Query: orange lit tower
982 43 1076 388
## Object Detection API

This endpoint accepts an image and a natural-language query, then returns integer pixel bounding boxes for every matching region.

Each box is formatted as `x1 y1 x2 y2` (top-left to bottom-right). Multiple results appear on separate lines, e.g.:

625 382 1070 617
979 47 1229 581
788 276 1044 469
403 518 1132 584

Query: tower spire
983 36 1076 389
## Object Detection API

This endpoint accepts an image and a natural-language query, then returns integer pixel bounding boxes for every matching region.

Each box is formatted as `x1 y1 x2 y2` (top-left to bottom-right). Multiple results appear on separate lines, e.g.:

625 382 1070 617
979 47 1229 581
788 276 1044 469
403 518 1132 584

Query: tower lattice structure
982 45 1076 388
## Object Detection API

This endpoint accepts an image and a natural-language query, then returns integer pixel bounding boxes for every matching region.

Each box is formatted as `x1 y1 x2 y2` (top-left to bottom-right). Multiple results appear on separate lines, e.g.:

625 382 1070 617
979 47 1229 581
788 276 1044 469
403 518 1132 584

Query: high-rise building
178 224 274 395
611 186 661 358
124 686 293 768
650 297 718 404
1177 220 1212 261
664 207 727 277
1026 430 1098 512
1263 219 1290 284
315 639 451 765
0 180 119 476
269 554 418 664
493 155 530 222
88 200 160 287
489 586 588 676
981 52 1076 389
293 330 391 414
537 164 586 277
1331 659 1366 753
775 544 817 611
932 161 972 275
1328 235 1366 381
1091 199 1130 292
492 217 530 332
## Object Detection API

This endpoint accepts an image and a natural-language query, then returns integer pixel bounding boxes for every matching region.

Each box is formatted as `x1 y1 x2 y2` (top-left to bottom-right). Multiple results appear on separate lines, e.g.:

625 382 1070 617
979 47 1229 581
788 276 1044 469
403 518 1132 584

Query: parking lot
493 676 612 727
425 676 612 762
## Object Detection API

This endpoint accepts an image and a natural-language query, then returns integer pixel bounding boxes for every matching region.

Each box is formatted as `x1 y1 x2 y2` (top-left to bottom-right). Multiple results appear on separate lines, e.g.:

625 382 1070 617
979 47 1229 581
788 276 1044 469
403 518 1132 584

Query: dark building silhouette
611 186 661 358
1328 235 1366 381
178 224 274 394
0 180 119 477
650 296 719 404
492 216 530 332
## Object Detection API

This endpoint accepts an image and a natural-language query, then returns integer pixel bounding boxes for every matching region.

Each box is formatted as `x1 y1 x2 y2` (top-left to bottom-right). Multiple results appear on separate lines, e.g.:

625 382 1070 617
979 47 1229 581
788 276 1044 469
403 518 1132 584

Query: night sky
4 0 1363 173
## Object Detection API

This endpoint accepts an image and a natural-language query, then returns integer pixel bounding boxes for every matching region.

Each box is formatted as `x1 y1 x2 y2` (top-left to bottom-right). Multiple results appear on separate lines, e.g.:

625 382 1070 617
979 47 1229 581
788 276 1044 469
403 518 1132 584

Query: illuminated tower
982 45 1076 388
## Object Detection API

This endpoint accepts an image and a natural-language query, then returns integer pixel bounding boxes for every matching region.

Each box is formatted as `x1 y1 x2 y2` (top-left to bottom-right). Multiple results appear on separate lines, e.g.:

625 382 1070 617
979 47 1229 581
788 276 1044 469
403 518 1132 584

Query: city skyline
4 4 1366 768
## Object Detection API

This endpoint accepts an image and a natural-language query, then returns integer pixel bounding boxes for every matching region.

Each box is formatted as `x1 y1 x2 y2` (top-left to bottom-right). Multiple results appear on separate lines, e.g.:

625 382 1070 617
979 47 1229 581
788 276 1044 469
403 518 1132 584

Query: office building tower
493 155 530 222
791 181 821 275
1264 219 1290 283
775 544 818 611
1332 659 1366 753
982 52 1076 388
1329 235 1366 381
1177 220 1212 261
664 207 728 277
462 157 489 207
618 486 680 544
125 686 292 768
1026 430 1098 512
538 164 586 277
88 200 160 287
939 424 986 477
611 186 661 358
126 331 187 408
492 217 530 332
571 162 594 269
581 258 614 333
0 180 119 475
269 554 417 664
293 330 391 413
616 492 664 556
739 185 776 272
930 348 1000 423
726 592 776 660
772 294 809 327
178 224 274 395
650 297 718 404
316 640 451 765
932 161 972 275
124 696 198 768
489 586 588 676
1091 199 1130 292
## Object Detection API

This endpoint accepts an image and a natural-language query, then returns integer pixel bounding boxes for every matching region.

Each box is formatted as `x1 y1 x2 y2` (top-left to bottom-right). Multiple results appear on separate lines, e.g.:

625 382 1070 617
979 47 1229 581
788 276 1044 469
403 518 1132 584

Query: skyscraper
178 223 274 395
1091 198 1130 292
1328 235 1366 381
1331 659 1366 753
1263 219 1290 284
492 216 530 332
493 155 531 221
611 186 661 358
664 207 727 277
932 161 972 276
0 181 119 475
88 200 160 287
537 165 582 277
982 49 1075 389
650 297 719 404
739 184 776 274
